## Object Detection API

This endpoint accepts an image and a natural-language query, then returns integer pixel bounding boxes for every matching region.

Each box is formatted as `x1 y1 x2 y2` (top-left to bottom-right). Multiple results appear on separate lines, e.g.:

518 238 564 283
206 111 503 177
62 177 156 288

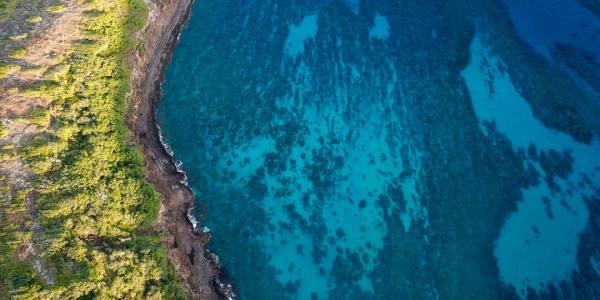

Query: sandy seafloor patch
463 37 600 298
157 0 600 299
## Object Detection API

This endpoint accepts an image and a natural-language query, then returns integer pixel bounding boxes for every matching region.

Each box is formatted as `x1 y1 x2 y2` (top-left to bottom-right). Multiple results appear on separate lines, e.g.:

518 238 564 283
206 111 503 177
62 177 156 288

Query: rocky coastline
127 0 234 299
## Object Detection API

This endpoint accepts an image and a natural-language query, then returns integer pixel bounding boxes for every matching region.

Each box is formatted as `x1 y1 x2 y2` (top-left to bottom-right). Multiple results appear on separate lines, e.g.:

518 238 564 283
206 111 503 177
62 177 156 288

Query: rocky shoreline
127 0 234 299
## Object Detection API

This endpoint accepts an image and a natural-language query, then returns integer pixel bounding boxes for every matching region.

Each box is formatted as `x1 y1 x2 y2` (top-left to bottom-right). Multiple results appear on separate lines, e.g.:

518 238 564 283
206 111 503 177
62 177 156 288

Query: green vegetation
21 66 46 77
8 33 28 41
46 5 64 13
7 48 26 59
0 63 20 79
24 15 42 24
0 0 186 298
0 122 6 138
0 0 19 20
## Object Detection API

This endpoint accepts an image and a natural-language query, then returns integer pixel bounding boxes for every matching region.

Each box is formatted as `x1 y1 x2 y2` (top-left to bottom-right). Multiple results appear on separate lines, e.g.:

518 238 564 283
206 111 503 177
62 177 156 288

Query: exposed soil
127 0 234 299
0 158 32 190
0 1 81 287
19 4 83 68
0 93 46 118
0 1 82 119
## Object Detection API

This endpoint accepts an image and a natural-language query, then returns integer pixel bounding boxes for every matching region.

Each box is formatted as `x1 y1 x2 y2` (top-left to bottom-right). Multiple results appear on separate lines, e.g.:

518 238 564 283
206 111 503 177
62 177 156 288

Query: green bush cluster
0 0 185 298
0 0 18 19
0 122 6 139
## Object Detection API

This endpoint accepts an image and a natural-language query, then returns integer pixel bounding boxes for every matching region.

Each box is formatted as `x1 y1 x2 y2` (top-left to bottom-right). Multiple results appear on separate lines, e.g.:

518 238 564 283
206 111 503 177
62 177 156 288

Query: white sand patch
369 14 390 41
284 14 319 58
463 37 600 298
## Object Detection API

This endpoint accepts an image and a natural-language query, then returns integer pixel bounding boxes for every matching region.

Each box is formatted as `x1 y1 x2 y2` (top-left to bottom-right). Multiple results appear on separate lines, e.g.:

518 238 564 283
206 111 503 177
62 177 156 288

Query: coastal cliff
128 0 233 299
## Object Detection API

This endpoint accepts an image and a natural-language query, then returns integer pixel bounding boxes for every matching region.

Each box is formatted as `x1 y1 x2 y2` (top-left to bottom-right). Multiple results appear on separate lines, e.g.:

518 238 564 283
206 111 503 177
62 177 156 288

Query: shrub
0 63 20 79
25 15 42 24
47 5 64 13
8 48 26 59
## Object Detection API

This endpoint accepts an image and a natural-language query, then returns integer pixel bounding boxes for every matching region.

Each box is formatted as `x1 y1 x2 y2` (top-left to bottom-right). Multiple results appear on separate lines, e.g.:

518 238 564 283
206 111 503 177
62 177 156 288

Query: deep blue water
157 0 600 299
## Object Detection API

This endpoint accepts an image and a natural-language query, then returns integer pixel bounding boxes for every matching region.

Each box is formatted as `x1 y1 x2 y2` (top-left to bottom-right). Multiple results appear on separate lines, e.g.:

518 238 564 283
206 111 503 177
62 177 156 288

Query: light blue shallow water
157 0 600 299
463 37 599 297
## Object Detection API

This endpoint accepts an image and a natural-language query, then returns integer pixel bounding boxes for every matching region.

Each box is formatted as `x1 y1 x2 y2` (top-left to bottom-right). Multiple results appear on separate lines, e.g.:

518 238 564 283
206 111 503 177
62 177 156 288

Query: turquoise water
157 0 600 299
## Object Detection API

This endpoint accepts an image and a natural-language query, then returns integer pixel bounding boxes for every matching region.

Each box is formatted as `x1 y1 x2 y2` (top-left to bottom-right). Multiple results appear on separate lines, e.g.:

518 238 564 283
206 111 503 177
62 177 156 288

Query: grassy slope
0 0 185 298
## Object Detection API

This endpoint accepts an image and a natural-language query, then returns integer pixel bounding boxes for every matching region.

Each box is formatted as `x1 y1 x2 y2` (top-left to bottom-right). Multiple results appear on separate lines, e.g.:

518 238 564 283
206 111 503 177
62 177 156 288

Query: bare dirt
0 1 83 119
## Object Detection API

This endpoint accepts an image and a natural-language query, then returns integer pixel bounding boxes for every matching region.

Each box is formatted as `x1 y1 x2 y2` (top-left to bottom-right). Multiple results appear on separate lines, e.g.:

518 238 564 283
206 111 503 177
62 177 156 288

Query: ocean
156 0 600 298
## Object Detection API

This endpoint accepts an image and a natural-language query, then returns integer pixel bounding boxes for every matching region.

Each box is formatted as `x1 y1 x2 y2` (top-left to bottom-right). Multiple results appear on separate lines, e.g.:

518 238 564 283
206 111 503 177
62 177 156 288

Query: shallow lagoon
157 0 600 299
